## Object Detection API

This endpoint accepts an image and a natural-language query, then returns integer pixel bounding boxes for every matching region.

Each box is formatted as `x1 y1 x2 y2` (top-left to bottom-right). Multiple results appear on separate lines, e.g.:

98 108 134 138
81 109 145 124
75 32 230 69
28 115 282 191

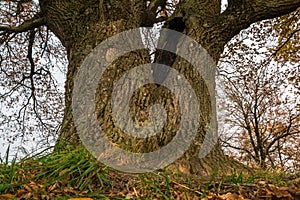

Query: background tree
0 1 66 154
219 60 299 169
218 15 300 170
0 0 300 175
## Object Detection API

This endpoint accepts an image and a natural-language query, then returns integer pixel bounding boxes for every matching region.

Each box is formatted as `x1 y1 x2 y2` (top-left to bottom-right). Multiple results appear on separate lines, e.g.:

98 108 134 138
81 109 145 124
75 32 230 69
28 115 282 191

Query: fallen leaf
16 189 27 196
219 192 246 200
23 184 32 192
22 192 33 199
0 194 14 199
258 180 267 185
125 192 135 199
48 182 59 192
278 186 290 191
64 187 78 195
274 189 292 199
68 198 93 200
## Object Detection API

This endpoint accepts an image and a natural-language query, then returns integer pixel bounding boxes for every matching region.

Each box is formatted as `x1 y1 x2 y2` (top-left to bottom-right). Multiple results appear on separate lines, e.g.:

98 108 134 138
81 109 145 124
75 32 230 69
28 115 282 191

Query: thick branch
148 0 167 14
0 15 45 33
217 0 300 43
141 0 168 26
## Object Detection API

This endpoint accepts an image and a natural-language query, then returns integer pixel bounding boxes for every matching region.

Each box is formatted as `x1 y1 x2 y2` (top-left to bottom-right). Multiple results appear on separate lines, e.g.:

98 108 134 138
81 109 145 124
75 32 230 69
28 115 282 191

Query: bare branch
222 139 257 161
0 14 45 33
266 115 299 155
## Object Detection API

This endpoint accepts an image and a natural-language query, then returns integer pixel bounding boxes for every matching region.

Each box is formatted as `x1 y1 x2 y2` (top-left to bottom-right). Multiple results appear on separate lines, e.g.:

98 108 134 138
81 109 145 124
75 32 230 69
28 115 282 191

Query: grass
0 146 112 199
0 146 18 193
0 146 299 199
0 146 211 199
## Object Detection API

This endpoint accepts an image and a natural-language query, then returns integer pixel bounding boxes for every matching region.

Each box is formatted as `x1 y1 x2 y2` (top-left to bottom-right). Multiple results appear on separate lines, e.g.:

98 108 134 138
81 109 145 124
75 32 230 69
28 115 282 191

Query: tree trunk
39 0 300 175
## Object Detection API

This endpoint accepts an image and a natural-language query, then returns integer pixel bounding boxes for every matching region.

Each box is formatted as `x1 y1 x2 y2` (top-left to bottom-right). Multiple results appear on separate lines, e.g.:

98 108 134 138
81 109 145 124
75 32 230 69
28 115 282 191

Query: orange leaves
1 160 300 200
201 181 300 200
273 8 300 63
218 25 300 168
203 192 247 200
0 193 14 199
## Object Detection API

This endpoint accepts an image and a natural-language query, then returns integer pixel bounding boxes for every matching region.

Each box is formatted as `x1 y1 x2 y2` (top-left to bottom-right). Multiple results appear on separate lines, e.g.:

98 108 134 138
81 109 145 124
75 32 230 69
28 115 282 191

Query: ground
0 148 299 199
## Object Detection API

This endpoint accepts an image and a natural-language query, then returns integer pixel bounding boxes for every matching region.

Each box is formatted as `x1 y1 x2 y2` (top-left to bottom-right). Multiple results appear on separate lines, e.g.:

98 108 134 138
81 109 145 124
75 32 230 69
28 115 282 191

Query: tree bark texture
39 0 300 175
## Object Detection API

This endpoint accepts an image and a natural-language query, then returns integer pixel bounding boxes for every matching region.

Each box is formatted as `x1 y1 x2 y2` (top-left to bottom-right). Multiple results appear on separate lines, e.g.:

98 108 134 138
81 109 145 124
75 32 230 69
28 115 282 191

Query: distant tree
1 0 300 174
218 17 300 169
0 1 66 149
219 61 299 169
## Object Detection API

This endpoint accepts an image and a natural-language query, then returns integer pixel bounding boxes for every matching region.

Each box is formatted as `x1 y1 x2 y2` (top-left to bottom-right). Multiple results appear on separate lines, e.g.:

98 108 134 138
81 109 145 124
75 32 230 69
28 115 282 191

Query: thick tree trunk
39 0 240 176
39 0 300 175
149 7 229 175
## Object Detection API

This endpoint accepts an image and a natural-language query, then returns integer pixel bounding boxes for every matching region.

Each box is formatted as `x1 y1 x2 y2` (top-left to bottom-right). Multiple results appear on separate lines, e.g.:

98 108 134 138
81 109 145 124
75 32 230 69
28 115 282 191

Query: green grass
0 145 19 193
0 146 112 199
0 146 208 199
0 146 299 199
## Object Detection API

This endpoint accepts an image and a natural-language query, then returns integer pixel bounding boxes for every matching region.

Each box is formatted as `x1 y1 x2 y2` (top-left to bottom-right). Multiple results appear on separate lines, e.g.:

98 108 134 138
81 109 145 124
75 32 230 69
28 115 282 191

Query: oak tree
1 0 300 175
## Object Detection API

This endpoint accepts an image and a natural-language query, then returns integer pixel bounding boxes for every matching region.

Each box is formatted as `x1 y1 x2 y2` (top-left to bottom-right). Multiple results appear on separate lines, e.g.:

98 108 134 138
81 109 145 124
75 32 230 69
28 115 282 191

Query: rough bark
37 0 300 175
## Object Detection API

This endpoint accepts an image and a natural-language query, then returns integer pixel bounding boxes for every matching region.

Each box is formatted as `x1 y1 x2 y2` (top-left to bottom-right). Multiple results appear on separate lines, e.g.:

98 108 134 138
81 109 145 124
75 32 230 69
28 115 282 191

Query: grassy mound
0 147 299 199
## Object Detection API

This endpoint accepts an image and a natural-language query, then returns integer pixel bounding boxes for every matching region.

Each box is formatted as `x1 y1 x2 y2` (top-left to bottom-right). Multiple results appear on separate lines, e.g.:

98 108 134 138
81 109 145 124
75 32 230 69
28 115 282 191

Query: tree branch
266 115 299 155
273 28 300 56
222 139 257 161
148 0 167 14
217 0 300 43
153 16 168 24
0 14 46 33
